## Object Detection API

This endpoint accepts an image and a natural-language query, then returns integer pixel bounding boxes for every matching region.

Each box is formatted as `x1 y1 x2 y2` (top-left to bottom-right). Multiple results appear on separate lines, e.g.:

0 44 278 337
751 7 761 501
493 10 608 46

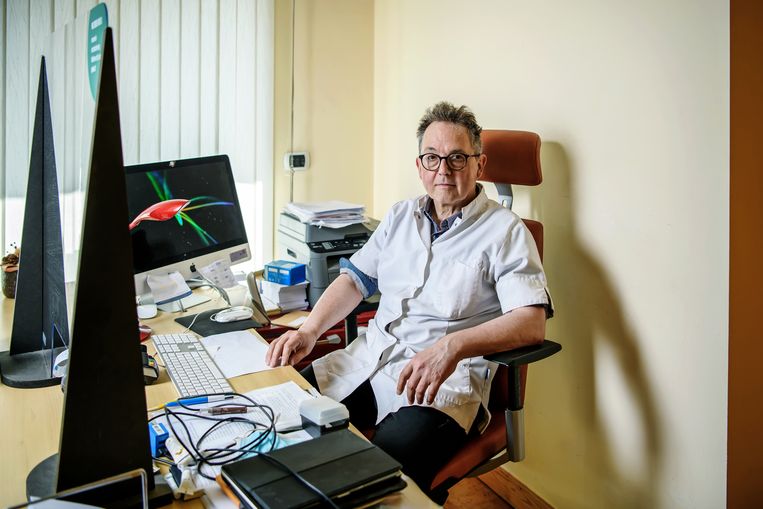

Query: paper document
270 310 310 329
284 200 366 228
247 381 317 431
261 295 282 315
200 331 270 379
146 271 192 305
198 259 237 289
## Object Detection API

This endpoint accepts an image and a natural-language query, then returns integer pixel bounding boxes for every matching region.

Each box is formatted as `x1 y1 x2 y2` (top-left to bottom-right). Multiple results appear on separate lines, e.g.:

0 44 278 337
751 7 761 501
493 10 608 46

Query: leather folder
220 430 407 508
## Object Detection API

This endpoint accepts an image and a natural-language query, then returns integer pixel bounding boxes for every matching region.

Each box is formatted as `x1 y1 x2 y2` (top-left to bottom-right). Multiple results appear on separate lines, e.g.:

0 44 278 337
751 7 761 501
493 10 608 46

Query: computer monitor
125 155 250 308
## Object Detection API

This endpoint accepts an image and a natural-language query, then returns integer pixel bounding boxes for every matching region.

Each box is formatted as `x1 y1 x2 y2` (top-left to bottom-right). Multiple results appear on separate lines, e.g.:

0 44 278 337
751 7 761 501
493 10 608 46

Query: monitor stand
157 293 210 312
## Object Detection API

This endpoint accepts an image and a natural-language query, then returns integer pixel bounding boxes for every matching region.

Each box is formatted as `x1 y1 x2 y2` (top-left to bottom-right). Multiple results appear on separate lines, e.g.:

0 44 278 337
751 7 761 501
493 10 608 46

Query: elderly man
266 101 552 496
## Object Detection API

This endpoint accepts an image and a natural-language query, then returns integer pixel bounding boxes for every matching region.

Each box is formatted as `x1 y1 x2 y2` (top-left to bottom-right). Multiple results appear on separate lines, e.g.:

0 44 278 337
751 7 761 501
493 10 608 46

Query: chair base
429 451 514 505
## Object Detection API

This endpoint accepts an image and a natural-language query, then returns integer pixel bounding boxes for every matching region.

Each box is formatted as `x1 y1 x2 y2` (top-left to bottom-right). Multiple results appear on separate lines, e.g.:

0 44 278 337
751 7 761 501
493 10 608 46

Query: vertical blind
1 0 273 280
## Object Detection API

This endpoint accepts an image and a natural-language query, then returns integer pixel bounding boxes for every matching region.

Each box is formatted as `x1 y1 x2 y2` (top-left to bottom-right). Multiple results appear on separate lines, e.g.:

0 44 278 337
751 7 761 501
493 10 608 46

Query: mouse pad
174 307 263 337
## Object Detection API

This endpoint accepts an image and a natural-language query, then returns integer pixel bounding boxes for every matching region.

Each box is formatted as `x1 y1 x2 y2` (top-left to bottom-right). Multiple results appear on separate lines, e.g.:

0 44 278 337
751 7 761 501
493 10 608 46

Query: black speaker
0 56 69 389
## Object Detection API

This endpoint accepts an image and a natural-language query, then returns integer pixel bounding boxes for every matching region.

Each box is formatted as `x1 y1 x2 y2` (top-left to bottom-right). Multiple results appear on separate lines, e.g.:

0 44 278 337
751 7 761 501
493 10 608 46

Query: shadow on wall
528 142 663 507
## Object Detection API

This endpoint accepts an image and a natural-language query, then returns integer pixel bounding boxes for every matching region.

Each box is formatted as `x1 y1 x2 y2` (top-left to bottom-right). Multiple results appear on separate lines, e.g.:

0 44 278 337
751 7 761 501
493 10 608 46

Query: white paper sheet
246 381 316 431
199 259 237 289
200 331 270 378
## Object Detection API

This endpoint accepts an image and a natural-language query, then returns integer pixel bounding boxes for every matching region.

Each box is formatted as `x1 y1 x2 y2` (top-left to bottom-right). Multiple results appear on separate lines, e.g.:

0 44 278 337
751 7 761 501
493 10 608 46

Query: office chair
426 129 562 504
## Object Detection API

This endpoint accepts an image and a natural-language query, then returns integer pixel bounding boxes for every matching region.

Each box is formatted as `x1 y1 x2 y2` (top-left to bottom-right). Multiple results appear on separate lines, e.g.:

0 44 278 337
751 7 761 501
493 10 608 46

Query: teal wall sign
87 3 109 101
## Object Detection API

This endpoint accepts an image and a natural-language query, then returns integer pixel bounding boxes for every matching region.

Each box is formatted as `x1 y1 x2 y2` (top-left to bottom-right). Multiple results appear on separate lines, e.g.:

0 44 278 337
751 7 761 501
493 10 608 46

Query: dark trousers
300 365 470 496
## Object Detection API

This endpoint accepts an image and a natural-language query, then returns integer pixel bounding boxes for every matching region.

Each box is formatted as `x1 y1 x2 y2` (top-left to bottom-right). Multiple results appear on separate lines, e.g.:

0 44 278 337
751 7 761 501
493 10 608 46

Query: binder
220 430 407 508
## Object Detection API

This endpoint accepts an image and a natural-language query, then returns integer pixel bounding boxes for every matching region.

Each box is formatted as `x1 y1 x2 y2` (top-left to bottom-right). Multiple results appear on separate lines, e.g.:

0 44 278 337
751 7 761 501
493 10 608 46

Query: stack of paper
261 280 309 312
284 200 365 229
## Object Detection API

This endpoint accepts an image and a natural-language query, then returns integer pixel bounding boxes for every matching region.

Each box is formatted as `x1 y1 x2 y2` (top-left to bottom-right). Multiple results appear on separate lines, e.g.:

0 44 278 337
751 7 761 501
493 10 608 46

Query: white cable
289 0 296 203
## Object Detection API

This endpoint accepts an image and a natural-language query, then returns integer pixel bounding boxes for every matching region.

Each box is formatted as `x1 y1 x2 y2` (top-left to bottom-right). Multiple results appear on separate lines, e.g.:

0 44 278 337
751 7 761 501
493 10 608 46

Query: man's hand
265 329 318 367
396 338 459 405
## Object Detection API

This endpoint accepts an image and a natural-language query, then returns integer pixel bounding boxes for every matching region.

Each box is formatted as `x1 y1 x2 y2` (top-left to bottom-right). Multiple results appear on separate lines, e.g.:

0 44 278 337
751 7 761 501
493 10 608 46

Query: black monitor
125 155 250 307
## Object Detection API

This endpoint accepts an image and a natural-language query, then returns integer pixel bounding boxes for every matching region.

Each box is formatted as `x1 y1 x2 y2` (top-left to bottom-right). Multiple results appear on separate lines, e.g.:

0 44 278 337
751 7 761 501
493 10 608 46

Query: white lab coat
313 186 552 432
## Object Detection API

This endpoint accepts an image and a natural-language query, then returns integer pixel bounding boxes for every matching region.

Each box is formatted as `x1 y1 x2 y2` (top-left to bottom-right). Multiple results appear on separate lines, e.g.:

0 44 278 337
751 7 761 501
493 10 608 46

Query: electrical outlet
283 151 310 172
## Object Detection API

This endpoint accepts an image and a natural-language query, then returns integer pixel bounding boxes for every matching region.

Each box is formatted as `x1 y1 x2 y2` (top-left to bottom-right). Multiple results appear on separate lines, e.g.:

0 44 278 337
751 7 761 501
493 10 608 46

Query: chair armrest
485 340 561 412
485 339 562 368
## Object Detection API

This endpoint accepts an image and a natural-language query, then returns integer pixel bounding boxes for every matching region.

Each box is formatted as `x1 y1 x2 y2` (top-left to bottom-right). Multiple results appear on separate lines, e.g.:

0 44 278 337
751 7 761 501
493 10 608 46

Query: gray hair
416 101 483 153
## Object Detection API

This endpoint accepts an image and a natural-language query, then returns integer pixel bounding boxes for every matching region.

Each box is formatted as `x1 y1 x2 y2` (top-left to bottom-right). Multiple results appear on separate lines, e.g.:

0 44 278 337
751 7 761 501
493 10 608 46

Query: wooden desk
0 290 434 508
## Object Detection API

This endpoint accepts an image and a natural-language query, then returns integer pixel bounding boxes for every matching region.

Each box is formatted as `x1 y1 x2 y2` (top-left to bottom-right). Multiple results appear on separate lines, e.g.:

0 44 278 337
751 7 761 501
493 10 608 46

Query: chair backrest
479 129 543 411
429 129 544 499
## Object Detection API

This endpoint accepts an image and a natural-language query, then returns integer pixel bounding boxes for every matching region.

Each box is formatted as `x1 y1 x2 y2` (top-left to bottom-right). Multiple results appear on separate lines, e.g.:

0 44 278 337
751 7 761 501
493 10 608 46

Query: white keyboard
151 333 233 397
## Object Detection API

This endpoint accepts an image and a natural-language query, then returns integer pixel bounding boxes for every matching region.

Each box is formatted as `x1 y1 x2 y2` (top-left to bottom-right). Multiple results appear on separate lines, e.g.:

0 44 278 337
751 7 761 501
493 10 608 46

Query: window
0 0 274 280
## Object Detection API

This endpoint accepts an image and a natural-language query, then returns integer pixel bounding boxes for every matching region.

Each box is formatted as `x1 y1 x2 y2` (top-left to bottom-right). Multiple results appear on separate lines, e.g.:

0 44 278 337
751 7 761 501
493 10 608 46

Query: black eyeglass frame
418 152 481 172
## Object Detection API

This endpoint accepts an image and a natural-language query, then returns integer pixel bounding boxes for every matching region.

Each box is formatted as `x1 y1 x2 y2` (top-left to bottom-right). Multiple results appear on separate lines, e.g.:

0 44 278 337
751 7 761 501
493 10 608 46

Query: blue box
149 421 169 456
264 260 306 285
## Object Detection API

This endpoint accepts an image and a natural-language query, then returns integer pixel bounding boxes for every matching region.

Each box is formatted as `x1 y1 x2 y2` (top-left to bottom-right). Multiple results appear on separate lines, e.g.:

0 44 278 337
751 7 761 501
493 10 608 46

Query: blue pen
165 395 233 407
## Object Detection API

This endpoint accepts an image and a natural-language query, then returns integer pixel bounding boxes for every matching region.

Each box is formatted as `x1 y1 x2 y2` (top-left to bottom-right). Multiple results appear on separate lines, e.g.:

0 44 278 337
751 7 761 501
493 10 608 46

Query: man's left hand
396 338 459 405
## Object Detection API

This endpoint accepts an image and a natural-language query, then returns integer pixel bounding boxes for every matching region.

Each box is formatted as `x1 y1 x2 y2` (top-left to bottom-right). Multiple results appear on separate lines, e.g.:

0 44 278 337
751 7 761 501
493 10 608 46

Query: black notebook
221 430 407 509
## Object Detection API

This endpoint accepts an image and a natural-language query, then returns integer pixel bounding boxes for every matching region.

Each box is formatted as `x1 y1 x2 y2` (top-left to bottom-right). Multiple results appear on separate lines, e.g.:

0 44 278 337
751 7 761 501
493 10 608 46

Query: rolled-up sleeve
494 220 554 318
339 257 378 299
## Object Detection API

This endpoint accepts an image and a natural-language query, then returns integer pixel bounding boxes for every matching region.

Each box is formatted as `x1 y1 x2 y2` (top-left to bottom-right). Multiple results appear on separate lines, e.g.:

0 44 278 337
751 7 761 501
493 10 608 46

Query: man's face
416 121 485 214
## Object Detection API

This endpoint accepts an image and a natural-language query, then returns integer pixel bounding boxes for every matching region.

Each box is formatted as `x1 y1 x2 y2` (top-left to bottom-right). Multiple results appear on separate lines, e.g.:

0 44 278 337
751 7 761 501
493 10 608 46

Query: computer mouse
213 306 254 323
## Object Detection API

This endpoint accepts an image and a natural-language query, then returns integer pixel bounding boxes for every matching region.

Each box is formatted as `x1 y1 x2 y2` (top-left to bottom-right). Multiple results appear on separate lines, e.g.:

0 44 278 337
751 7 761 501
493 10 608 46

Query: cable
289 0 296 203
260 453 339 508
153 390 338 506
161 392 275 480
152 456 175 467
186 273 231 307
179 311 203 334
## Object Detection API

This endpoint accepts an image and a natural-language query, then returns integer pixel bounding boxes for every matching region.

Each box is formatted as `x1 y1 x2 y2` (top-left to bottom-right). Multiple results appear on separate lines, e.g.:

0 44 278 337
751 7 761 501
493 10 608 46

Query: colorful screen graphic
125 156 248 274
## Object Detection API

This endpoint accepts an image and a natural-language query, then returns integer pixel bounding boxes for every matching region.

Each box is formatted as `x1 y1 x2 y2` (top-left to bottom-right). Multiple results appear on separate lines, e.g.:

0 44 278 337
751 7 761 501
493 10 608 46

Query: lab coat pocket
437 360 472 404
434 258 484 319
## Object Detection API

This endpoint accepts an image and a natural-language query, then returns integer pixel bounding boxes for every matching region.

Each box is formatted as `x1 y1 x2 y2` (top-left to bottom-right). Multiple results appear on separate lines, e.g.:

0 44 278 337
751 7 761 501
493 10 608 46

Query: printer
278 212 378 306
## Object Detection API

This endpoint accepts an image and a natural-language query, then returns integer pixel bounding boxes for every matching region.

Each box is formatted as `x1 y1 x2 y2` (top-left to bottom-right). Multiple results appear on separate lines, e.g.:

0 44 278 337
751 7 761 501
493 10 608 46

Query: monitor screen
125 155 250 296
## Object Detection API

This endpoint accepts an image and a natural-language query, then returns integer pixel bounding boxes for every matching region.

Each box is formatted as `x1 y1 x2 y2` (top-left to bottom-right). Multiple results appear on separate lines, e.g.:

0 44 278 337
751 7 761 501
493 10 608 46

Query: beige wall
273 0 374 255
374 1 728 508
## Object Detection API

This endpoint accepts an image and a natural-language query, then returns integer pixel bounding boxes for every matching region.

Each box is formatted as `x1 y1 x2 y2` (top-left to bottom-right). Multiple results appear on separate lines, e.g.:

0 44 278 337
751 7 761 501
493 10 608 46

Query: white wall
374 1 728 507
1 0 274 276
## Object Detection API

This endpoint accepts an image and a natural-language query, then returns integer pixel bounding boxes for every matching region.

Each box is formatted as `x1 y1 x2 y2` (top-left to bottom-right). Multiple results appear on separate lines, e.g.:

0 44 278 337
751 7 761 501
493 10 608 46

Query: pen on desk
165 395 234 408
206 406 249 415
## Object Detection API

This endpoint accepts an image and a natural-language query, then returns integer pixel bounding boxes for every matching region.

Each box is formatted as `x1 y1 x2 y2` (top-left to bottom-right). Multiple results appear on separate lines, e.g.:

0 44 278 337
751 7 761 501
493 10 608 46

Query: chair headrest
479 129 542 186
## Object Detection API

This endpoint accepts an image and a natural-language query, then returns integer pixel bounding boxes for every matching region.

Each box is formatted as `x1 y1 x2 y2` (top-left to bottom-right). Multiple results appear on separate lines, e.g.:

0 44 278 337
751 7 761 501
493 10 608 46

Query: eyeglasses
418 153 480 172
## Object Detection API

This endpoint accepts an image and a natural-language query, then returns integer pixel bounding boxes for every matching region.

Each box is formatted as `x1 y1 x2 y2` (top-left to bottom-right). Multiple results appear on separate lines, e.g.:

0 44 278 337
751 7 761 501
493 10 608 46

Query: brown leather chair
427 129 562 504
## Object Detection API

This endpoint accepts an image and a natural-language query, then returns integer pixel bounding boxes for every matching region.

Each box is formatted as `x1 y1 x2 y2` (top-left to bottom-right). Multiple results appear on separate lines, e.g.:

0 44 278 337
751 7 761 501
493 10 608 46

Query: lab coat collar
415 183 488 221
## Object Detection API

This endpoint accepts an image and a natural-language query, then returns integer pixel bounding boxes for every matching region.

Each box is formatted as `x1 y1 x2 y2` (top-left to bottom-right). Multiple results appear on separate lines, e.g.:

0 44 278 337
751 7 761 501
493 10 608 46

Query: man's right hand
265 329 318 367
264 274 363 368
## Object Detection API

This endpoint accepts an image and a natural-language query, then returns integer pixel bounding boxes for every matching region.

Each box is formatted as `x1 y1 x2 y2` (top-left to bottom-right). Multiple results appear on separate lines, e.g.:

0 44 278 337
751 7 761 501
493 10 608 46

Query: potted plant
1 243 19 298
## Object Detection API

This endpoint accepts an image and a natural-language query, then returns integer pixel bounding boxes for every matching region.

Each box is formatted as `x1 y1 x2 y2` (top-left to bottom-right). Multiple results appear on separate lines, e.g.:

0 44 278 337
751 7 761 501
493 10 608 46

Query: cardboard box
264 260 306 285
